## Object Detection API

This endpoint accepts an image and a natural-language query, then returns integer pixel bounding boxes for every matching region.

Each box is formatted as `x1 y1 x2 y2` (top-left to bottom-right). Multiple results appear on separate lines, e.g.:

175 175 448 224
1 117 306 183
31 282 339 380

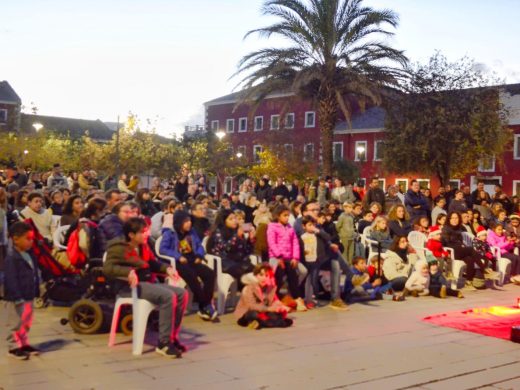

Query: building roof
0 81 22 104
204 90 294 107
334 106 386 132
20 113 114 140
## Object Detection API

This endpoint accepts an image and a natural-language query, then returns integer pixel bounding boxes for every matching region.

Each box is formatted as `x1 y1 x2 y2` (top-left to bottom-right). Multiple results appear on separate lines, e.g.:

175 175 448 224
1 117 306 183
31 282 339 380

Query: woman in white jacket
382 236 418 292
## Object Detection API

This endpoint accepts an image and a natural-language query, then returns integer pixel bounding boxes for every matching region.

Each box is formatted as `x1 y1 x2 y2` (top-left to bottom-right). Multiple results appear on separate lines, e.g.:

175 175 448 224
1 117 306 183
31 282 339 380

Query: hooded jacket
159 210 205 262
267 221 300 261
99 213 125 251
382 250 412 281
4 246 40 302
234 272 278 319
405 259 430 290
487 229 515 255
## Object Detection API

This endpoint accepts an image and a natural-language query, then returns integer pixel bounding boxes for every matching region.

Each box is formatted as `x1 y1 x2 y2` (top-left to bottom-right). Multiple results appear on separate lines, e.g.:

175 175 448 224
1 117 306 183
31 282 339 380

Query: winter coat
405 260 430 290
272 185 290 200
98 213 125 252
159 228 205 262
4 246 40 302
382 250 412 281
208 228 252 264
448 199 468 214
369 229 393 251
364 188 386 210
429 270 448 289
344 267 372 296
47 174 67 188
431 206 447 225
404 189 429 218
234 273 279 319
138 200 157 217
267 222 300 261
336 212 356 241
487 229 515 255
256 185 273 203
192 216 210 241
384 195 402 214
441 225 466 248
426 239 449 258
473 237 494 260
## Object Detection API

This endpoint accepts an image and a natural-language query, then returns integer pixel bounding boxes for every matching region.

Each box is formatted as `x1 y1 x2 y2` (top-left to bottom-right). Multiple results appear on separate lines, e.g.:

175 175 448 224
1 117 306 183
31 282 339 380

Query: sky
2 0 519 138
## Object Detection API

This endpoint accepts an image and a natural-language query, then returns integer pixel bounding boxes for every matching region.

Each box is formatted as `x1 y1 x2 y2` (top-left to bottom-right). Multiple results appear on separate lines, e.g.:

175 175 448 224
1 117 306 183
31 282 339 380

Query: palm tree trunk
318 89 338 177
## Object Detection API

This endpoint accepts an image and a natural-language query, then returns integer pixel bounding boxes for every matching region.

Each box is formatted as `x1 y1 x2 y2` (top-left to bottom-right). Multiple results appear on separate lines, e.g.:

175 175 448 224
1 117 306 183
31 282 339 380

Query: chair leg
132 302 155 356
108 301 123 347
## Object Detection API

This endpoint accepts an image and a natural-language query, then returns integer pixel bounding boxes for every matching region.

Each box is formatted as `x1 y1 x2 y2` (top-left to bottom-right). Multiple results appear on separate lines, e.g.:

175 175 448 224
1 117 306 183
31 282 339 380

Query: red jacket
426 239 449 258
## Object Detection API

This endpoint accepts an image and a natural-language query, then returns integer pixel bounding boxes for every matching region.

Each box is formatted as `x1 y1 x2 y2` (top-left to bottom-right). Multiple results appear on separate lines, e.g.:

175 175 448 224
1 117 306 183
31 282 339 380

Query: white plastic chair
443 247 467 289
108 287 156 356
204 254 236 315
461 232 474 248
53 224 71 251
490 246 512 286
408 231 427 261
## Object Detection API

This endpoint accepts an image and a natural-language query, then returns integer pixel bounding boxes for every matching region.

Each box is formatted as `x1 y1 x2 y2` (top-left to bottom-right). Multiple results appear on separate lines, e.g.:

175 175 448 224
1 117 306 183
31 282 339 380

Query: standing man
363 177 385 211
404 179 429 219
47 163 67 188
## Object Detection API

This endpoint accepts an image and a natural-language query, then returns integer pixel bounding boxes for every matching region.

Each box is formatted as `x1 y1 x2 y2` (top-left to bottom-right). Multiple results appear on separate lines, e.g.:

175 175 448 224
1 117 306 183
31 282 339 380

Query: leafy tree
382 53 511 186
234 0 407 176
248 147 316 180
333 159 359 185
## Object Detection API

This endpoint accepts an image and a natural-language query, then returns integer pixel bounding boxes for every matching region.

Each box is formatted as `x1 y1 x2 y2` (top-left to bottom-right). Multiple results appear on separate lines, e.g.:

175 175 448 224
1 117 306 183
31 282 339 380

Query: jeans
270 258 302 299
5 301 33 350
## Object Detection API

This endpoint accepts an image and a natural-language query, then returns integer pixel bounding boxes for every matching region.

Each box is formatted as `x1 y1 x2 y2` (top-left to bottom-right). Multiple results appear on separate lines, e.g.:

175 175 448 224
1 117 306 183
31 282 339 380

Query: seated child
426 225 449 272
428 258 463 298
344 256 391 301
234 264 292 329
404 259 430 297
472 226 498 280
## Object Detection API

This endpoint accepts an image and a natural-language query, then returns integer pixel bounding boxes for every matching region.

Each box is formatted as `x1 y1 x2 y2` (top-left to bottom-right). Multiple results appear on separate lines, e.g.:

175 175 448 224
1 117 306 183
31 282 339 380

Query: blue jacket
4 247 40 302
98 214 124 252
159 227 205 262
343 267 372 296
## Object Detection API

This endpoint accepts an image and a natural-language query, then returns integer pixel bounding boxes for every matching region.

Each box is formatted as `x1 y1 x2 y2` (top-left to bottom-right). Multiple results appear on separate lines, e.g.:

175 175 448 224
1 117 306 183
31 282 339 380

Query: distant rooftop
0 81 22 104
20 113 114 140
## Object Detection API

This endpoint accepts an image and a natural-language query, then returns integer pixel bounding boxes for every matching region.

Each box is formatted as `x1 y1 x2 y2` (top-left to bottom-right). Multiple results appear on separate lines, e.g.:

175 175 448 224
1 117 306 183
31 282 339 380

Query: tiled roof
334 106 386 131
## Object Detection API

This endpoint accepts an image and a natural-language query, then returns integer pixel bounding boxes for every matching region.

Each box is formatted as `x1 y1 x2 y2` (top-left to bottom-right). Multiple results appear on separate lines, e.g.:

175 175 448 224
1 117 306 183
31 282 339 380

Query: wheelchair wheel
120 314 133 336
68 299 104 334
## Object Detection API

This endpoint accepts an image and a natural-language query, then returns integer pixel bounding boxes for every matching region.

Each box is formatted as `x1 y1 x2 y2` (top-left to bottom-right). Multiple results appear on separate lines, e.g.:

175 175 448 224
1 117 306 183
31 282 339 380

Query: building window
478 155 495 172
211 120 219 131
305 111 315 128
304 143 314 161
417 179 431 190
513 180 520 196
395 179 408 193
238 117 247 133
285 113 295 129
514 134 520 160
449 180 461 190
237 145 246 158
333 142 343 162
224 177 233 194
253 145 263 163
0 109 7 123
378 178 386 191
374 140 384 161
354 141 367 161
254 116 263 131
284 144 294 155
270 115 280 130
226 119 235 133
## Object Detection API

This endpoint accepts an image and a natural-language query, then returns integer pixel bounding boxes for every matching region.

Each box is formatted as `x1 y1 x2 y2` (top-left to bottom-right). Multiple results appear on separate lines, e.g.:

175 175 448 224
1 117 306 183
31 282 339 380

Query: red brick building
204 84 520 196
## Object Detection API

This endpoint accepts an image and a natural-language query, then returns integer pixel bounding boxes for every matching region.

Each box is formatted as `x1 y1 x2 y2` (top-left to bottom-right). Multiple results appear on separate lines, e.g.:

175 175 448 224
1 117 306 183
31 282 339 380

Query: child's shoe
295 298 308 312
248 320 261 330
392 294 405 302
7 348 29 360
439 285 447 299
457 290 464 298
329 298 349 311
21 345 40 356
281 295 297 310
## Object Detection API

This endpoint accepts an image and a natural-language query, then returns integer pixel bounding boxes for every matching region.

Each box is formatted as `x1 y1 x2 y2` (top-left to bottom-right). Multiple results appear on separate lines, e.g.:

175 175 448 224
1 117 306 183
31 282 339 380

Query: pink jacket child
487 229 515 255
267 222 300 261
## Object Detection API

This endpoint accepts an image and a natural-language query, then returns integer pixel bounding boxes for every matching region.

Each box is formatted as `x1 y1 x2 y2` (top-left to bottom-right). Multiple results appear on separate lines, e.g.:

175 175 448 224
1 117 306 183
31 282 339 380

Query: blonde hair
372 216 389 232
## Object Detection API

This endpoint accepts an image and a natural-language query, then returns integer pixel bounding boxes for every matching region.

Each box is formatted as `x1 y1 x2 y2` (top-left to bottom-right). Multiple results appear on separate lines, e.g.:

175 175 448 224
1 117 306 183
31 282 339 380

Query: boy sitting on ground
344 256 392 301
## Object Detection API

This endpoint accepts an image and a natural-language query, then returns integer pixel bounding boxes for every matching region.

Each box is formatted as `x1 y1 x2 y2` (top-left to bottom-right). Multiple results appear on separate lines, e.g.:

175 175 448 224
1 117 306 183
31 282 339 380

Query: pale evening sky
1 0 519 137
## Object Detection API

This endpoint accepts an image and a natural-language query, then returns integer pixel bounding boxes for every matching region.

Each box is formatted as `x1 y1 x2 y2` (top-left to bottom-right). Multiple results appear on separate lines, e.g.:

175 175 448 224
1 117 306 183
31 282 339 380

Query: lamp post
236 152 243 159
216 130 226 140
356 145 366 161
32 123 43 132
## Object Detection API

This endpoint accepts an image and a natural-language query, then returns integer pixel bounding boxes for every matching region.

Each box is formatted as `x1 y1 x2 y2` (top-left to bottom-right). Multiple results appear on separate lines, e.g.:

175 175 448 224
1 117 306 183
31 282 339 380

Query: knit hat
509 215 520 221
428 225 442 239
476 225 487 238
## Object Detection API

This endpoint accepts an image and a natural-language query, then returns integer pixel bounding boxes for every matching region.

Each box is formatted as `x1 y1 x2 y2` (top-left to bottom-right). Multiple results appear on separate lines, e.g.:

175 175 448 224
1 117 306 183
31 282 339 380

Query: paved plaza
2 285 520 390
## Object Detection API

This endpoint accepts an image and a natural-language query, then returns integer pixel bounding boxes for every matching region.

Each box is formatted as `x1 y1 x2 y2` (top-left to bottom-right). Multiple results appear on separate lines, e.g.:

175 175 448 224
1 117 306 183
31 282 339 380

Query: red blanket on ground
423 306 520 340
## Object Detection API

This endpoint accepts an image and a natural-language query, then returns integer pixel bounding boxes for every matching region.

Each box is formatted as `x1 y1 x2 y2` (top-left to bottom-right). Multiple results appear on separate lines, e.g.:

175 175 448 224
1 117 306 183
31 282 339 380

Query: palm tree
234 0 408 176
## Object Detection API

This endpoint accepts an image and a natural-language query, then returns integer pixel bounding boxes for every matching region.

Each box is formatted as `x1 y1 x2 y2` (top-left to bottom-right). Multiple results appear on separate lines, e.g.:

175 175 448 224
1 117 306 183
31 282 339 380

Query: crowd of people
2 161 520 360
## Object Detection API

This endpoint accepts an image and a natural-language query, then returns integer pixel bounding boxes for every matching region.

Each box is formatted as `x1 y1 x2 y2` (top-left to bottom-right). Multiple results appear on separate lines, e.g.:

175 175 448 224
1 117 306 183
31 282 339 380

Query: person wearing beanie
159 210 217 321
403 259 430 297
428 258 463 299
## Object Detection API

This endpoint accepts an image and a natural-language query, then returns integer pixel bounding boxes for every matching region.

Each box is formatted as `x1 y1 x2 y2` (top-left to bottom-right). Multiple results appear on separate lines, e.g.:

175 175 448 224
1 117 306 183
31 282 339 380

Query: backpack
66 220 97 269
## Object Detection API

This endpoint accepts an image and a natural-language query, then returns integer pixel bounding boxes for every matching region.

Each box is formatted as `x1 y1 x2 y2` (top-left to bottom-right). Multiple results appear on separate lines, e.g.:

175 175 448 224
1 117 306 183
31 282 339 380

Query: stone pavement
2 285 520 390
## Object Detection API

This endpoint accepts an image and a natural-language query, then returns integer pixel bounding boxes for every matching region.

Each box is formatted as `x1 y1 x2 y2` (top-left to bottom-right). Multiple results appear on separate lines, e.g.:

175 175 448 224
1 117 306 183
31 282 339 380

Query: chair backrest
408 231 427 250
102 252 107 263
155 235 163 257
53 224 71 249
201 236 209 252
461 232 473 247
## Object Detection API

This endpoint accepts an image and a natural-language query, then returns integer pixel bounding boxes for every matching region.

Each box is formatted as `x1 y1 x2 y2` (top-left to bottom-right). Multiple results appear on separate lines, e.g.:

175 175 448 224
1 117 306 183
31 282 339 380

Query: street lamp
32 123 43 132
236 152 243 158
23 150 29 155
216 130 225 140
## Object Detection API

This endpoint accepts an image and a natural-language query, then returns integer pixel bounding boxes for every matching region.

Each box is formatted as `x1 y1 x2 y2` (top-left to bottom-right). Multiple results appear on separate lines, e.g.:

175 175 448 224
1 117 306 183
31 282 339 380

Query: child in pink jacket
487 223 520 277
267 205 306 311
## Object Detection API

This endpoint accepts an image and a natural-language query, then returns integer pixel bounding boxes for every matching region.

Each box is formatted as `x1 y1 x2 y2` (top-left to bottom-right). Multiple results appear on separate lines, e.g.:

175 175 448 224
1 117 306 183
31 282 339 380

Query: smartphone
242 223 254 232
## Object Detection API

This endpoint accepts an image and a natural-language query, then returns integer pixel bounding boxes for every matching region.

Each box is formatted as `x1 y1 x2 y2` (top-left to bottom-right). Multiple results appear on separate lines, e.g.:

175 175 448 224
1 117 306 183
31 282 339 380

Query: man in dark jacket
98 202 132 252
4 222 40 360
404 180 429 219
255 178 272 203
363 177 385 211
103 217 187 358
272 178 290 200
